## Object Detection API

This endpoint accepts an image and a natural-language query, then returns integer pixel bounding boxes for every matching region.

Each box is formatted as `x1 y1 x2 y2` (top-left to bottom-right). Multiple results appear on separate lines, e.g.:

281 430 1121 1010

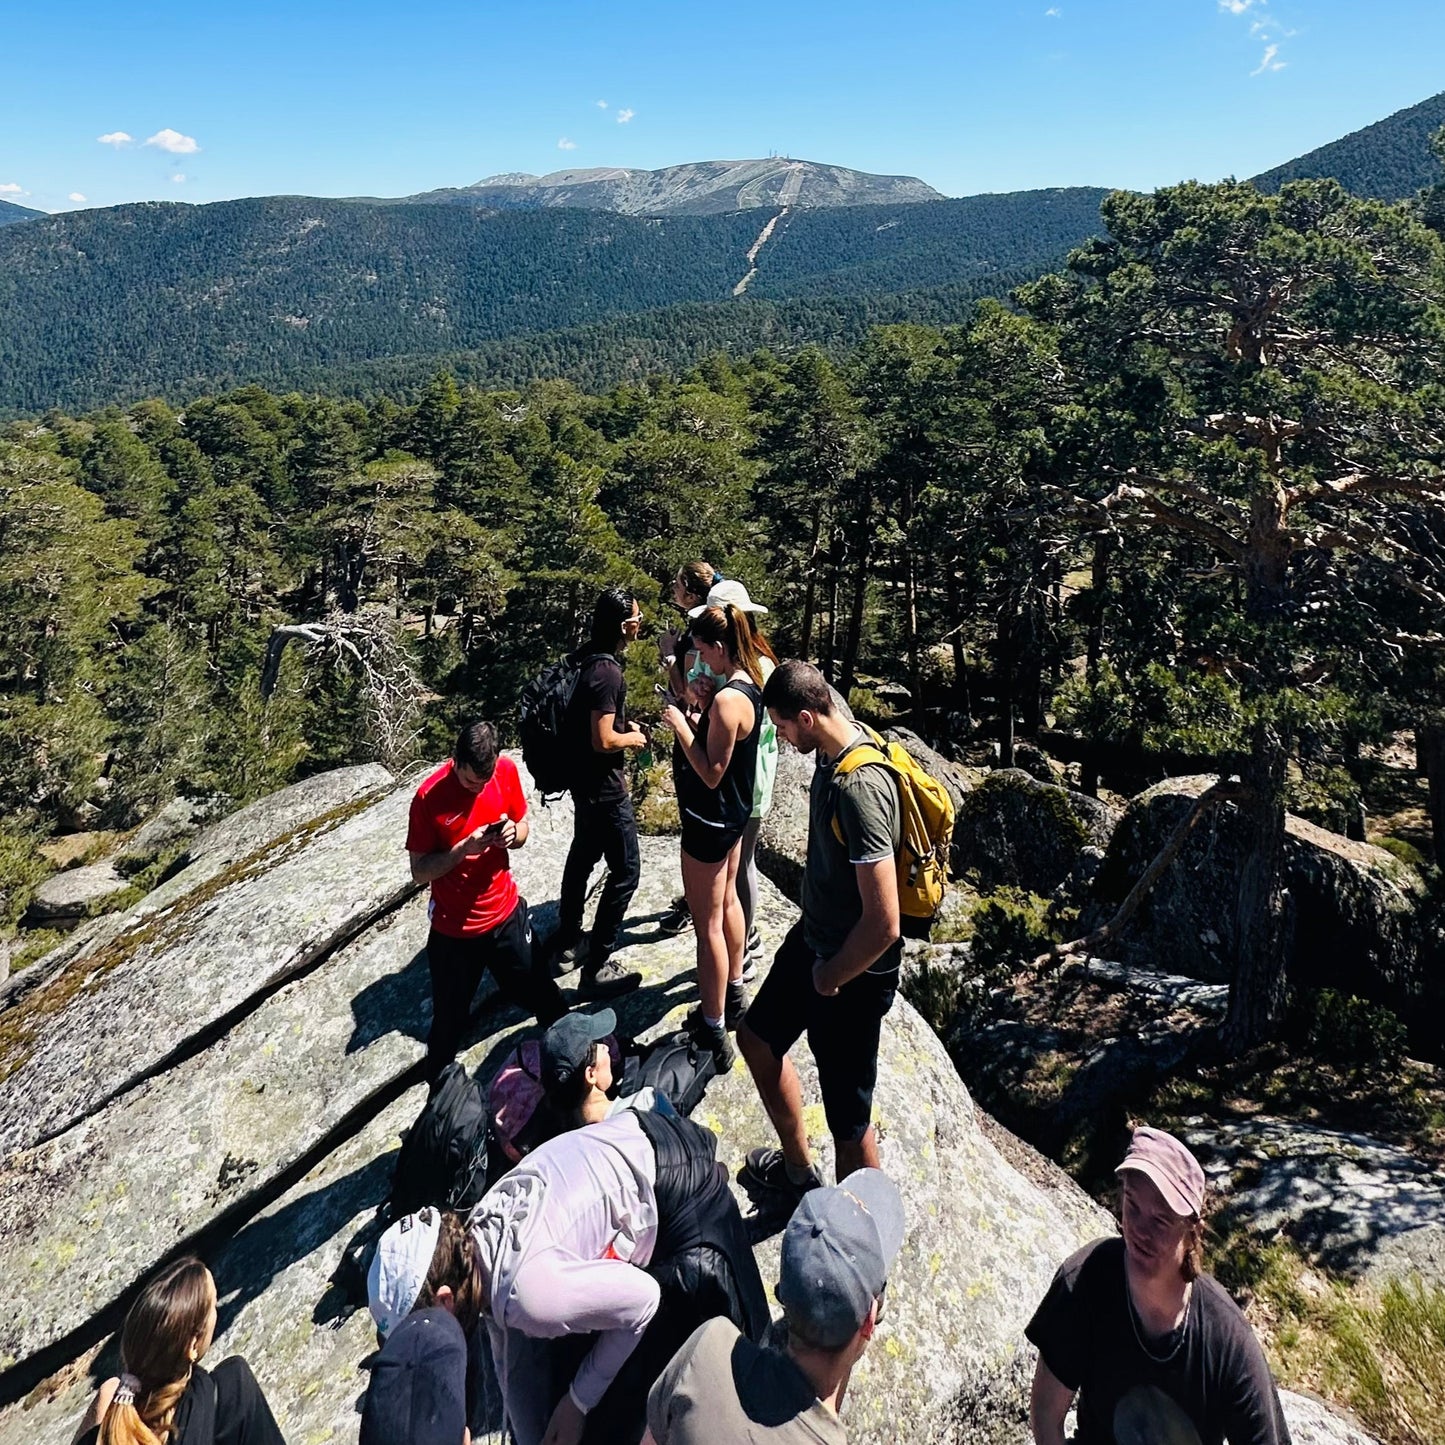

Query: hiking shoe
740 929 763 983
740 1146 823 1201
694 1018 736 1072
578 957 642 1000
659 899 692 935
545 932 586 975
684 981 748 1036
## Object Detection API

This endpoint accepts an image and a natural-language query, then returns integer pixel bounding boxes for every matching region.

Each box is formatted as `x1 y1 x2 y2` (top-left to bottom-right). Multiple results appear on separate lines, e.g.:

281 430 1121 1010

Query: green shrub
1376 835 1429 871
1292 988 1408 1076
969 887 1055 982
1286 765 1363 836
901 956 967 1038
846 687 899 727
0 827 47 934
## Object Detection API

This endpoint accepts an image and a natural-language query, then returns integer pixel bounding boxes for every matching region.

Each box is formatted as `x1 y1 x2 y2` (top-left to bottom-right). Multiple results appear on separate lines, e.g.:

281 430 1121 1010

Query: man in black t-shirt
551 587 647 999
1025 1126 1291 1445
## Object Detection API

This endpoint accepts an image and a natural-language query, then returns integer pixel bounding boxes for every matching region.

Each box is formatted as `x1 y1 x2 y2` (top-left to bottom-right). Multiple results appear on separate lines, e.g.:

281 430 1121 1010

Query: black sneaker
694 1018 736 1072
578 958 642 1000
740 1146 823 1201
684 981 747 1035
659 899 692 935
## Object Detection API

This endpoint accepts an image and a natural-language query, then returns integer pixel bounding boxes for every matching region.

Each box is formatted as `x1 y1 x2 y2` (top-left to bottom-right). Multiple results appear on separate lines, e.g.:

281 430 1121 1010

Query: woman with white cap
1025 1125 1290 1445
662 592 771 1070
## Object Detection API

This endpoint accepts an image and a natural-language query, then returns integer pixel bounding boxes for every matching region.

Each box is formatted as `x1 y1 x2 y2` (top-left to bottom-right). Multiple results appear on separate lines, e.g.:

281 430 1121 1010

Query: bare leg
722 842 745 984
835 1125 880 1180
737 1022 812 1169
681 850 729 1020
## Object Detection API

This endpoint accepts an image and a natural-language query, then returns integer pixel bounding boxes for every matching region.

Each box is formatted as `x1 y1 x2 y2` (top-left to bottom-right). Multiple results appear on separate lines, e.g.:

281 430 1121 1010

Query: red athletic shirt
405 757 528 938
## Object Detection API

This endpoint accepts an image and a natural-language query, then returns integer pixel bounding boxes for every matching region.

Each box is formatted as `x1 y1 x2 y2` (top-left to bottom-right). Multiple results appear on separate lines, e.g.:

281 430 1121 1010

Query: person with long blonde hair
662 599 768 1069
73 1257 285 1445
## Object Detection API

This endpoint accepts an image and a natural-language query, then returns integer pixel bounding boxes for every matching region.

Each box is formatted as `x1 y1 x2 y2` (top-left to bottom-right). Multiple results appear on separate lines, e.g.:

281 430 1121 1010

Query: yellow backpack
830 726 956 939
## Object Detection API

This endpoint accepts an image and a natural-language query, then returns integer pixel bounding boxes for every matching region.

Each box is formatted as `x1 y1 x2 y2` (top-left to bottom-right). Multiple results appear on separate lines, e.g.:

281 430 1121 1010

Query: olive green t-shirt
646 1318 847 1445
802 729 902 966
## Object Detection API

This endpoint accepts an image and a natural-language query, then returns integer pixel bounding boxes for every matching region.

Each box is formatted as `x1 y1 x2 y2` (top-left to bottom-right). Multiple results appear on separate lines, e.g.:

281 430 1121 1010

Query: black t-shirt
76 1357 284 1445
570 652 628 804
1025 1237 1291 1445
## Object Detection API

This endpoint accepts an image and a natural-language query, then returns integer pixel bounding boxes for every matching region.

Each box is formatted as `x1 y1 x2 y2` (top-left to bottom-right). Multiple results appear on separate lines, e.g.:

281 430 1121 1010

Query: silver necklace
1126 1274 1192 1364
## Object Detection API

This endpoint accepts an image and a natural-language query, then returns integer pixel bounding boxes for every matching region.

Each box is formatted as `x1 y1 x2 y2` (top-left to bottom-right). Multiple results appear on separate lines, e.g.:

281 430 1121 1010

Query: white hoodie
469 1110 661 1437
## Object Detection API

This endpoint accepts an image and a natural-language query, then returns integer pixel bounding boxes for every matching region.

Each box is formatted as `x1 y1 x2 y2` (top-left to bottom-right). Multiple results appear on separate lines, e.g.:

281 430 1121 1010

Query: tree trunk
1222 728 1291 1055
820 535 840 681
839 486 873 691
799 505 823 661
997 601 1016 769
945 567 971 722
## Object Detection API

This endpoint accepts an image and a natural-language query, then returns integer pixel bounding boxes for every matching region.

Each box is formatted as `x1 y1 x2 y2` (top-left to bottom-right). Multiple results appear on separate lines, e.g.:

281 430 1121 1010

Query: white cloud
97 130 133 147
1045 5 1061 14
1251 41 1286 73
596 99 608 109
171 172 187 183
69 192 87 203
145 128 200 155
616 108 635 124
558 137 577 150
0 182 26 196
1219 0 1259 13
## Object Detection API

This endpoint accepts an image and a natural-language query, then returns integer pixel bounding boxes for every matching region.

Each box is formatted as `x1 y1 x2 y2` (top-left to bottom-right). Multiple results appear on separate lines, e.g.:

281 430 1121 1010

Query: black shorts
680 815 745 865
741 921 899 1144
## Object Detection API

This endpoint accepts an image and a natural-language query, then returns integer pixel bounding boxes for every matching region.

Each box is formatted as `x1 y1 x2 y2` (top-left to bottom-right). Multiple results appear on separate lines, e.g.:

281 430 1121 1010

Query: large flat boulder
1087 776 1429 1031
0 762 599 1374
756 744 815 903
0 784 418 1159
2 765 397 1017
185 764 394 873
953 770 1119 895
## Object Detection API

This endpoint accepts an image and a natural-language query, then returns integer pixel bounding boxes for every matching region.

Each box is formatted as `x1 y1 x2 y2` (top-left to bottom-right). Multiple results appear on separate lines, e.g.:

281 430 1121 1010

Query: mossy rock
953 769 1119 894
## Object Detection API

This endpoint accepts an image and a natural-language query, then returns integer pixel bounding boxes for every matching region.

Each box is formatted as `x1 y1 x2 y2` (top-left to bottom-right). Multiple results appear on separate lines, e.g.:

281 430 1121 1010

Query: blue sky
3 0 1443 213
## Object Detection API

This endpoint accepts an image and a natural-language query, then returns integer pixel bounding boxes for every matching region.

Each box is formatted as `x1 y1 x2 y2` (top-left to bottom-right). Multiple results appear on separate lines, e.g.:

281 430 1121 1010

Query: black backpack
518 650 604 797
387 1063 492 1219
621 1030 718 1118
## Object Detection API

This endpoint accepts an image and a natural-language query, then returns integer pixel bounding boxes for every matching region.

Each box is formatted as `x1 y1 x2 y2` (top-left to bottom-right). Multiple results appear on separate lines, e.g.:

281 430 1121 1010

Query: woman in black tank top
661 604 767 1068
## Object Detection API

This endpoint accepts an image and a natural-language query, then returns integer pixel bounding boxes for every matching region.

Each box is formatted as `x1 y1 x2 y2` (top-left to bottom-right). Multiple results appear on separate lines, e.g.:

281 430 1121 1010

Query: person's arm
593 710 647 752
1029 1357 1074 1445
813 854 901 994
663 688 747 789
506 1255 661 1414
408 822 500 886
71 1378 117 1445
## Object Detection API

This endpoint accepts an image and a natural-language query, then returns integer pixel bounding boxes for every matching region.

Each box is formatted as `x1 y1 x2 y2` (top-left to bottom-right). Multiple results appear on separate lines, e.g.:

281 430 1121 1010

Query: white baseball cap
367 1208 443 1338
688 579 768 619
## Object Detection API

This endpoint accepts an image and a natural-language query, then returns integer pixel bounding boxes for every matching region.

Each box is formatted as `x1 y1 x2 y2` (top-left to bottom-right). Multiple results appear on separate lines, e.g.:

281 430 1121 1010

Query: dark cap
540 1008 616 1090
776 1168 905 1349
360 1307 467 1445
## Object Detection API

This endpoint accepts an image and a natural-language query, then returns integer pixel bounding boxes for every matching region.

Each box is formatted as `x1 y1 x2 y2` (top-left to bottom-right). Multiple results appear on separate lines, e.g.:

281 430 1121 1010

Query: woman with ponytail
661 590 768 1070
73 1258 285 1445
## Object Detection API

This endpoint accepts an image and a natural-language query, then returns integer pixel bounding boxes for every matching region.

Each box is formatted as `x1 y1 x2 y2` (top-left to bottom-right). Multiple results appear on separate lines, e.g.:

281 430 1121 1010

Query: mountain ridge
392 156 945 216
1250 89 1445 199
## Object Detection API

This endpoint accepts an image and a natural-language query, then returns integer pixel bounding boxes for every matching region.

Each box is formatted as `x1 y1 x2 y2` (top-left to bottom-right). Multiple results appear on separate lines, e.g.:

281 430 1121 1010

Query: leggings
736 816 763 941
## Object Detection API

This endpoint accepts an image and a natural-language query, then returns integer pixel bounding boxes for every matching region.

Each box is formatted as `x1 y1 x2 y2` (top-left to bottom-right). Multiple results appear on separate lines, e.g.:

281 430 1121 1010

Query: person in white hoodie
372 1109 766 1445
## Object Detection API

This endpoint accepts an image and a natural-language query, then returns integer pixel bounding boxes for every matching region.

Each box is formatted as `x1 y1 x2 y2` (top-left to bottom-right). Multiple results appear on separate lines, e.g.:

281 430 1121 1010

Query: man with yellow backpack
737 660 955 1199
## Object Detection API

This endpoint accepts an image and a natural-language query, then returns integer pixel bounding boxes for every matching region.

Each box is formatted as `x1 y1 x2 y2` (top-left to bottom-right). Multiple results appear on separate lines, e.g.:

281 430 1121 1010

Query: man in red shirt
407 721 567 1082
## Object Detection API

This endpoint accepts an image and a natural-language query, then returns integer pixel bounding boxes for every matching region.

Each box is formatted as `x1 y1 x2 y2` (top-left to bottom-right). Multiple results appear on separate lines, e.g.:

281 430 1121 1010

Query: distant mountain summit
400 157 945 216
1250 90 1445 200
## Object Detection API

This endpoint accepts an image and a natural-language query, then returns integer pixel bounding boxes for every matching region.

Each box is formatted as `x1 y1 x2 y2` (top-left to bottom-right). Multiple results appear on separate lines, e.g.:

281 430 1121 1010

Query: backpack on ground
830 725 956 939
619 1029 718 1117
518 649 604 797
387 1062 492 1219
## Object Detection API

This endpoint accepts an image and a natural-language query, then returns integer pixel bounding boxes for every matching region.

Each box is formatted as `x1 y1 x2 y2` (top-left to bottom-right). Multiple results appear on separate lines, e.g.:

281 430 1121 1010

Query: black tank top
677 678 763 838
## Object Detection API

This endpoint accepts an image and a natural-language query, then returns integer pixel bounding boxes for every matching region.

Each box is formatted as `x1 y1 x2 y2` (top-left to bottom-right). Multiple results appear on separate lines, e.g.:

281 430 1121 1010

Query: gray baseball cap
776 1168 905 1348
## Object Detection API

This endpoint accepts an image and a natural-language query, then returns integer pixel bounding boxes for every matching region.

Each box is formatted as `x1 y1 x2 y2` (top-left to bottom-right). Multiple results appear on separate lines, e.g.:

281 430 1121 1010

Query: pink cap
1116 1126 1205 1218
